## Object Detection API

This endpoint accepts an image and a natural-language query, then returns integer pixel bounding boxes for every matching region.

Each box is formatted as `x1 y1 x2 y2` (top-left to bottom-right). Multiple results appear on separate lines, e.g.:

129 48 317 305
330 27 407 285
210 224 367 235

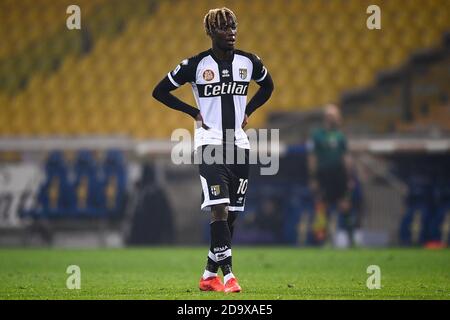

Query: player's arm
245 54 274 120
308 130 319 194
342 136 355 190
245 73 274 117
152 58 201 120
152 77 200 119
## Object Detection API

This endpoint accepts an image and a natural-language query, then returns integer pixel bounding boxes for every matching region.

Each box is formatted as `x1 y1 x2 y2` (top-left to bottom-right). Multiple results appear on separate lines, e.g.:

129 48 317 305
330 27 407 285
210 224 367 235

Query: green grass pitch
0 247 449 300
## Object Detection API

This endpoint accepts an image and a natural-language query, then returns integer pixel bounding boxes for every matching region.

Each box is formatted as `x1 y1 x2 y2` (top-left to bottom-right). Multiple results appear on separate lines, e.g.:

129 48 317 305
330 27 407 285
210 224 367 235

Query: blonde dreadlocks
203 7 237 36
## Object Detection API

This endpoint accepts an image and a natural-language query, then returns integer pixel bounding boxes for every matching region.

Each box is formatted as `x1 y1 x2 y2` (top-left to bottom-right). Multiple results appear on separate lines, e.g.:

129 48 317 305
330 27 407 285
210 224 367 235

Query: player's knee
211 204 228 221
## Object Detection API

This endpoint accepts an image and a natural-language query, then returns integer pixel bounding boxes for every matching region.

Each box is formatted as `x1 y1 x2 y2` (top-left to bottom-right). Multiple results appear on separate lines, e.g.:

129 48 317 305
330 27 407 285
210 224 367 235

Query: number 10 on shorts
237 179 248 194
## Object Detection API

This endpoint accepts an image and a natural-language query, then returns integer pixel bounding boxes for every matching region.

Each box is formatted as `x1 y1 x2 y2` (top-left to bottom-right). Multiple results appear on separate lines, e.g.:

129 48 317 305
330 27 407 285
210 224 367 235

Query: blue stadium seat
33 151 75 218
72 150 102 217
98 150 127 217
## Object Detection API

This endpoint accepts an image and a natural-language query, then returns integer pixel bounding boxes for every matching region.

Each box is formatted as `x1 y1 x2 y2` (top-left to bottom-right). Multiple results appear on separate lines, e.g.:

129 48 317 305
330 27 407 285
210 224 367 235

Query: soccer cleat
199 276 224 292
224 277 241 293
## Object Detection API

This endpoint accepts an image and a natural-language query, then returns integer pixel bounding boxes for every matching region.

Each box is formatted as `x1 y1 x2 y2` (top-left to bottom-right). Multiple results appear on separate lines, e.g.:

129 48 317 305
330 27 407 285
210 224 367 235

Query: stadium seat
72 150 102 217
32 151 76 218
98 150 127 217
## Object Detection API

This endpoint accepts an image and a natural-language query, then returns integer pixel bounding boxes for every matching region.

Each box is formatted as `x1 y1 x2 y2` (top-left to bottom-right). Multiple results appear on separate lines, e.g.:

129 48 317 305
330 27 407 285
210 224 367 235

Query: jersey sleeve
250 54 268 83
167 58 196 87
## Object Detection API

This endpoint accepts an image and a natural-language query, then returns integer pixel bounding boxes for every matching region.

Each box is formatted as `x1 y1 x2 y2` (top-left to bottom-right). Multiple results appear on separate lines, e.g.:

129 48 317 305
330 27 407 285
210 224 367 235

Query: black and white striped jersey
167 49 268 150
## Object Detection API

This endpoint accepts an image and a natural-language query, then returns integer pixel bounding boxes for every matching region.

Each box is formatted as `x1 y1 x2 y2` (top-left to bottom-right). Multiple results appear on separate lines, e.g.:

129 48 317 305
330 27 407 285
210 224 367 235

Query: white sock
224 272 235 284
202 269 217 279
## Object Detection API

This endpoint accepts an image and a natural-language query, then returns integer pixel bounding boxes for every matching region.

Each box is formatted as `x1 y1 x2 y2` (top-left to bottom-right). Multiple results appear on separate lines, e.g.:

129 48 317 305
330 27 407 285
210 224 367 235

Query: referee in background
309 104 356 247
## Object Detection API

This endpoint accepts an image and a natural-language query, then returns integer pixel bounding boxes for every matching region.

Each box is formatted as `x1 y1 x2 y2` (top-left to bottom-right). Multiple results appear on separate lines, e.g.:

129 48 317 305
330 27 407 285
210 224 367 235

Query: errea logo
222 69 230 77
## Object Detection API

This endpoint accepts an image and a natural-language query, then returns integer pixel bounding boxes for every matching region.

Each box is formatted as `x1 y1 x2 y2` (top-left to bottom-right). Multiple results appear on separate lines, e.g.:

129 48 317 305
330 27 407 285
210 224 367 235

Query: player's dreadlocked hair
203 7 237 36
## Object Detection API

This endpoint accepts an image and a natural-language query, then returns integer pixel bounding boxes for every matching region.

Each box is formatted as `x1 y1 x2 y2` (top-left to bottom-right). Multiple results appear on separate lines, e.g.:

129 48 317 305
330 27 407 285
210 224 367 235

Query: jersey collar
209 48 235 65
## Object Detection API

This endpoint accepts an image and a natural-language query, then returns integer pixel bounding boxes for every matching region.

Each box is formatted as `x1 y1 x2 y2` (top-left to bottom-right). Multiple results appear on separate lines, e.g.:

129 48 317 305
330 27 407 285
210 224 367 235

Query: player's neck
211 45 234 62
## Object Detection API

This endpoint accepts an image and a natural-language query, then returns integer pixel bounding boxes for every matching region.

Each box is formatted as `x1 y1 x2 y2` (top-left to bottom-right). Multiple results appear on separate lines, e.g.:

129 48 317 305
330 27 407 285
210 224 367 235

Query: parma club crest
239 68 247 80
210 185 221 196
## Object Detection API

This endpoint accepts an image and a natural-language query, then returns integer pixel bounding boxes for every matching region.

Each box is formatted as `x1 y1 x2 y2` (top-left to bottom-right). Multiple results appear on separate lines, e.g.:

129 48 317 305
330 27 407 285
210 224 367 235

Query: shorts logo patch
239 68 247 79
210 185 221 196
203 69 215 81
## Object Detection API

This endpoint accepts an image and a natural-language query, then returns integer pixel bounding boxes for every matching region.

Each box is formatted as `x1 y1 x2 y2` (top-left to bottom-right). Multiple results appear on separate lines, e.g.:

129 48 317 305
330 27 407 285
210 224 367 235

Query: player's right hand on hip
241 114 248 128
196 113 209 130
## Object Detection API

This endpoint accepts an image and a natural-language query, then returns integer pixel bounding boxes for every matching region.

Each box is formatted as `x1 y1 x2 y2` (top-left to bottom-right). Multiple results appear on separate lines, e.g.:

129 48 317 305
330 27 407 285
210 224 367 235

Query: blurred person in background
308 104 356 247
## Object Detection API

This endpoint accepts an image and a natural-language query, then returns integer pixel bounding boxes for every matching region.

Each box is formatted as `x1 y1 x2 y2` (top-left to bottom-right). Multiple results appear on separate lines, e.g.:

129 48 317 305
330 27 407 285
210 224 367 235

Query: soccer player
152 7 273 292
